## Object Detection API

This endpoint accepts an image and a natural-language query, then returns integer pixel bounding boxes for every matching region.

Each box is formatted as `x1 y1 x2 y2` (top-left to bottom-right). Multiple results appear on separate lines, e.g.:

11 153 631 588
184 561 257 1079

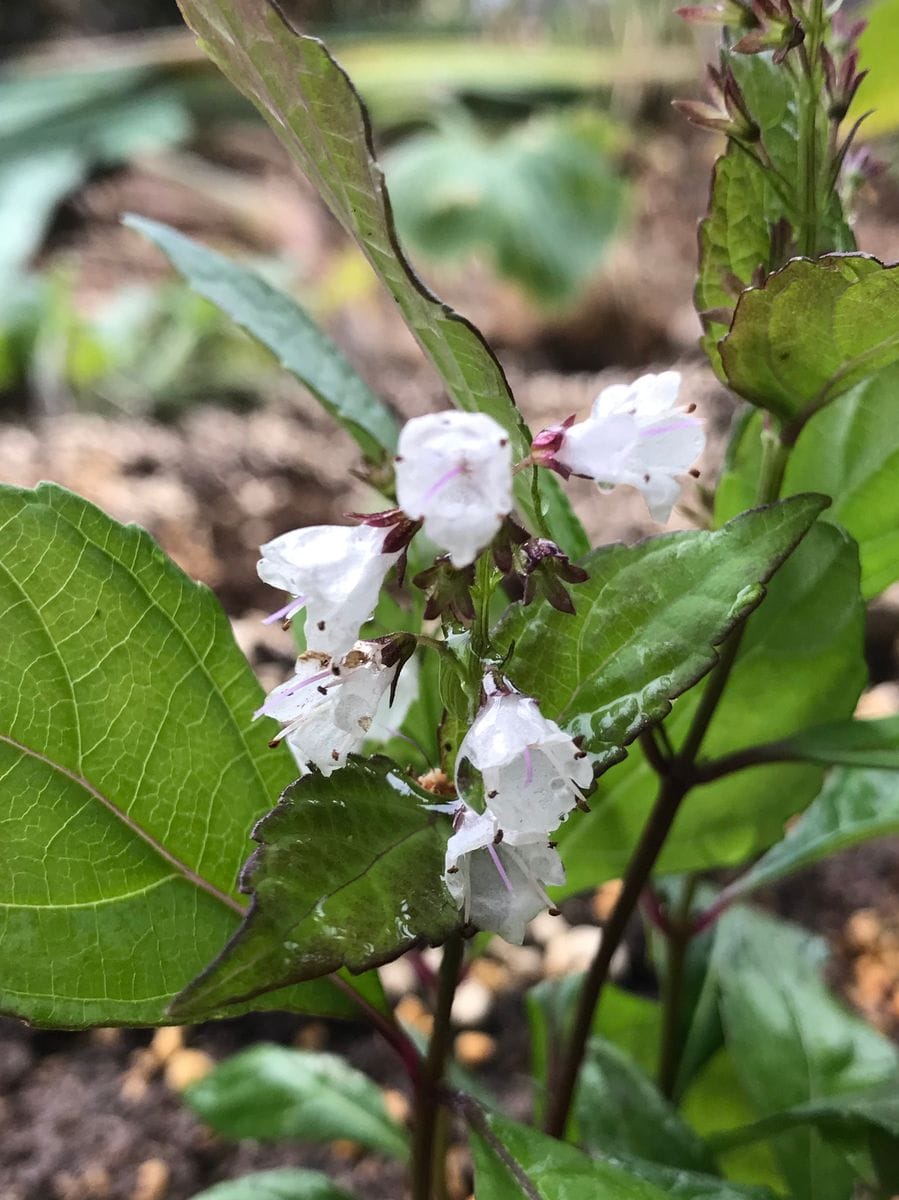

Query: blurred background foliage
0 0 895 418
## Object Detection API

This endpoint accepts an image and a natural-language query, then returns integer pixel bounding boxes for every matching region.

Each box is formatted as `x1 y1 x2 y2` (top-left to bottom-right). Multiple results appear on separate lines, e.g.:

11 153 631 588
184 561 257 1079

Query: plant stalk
657 875 699 1099
411 934 464 1200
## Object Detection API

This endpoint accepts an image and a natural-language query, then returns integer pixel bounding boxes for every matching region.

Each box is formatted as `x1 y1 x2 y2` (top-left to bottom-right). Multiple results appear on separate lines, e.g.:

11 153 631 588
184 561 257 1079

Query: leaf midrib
0 731 244 916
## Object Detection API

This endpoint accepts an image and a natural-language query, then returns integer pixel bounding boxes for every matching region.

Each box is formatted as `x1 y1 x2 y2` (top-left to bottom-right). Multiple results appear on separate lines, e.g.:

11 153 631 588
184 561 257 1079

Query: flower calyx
674 64 759 142
413 556 476 624
521 538 589 615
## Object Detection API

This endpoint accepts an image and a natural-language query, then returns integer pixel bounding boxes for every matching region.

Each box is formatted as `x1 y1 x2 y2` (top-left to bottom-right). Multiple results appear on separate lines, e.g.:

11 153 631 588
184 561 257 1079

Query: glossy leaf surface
720 256 899 422
172 759 458 1017
497 495 827 765
0 483 373 1026
188 1169 354 1200
174 0 586 554
186 1043 408 1159
125 216 399 463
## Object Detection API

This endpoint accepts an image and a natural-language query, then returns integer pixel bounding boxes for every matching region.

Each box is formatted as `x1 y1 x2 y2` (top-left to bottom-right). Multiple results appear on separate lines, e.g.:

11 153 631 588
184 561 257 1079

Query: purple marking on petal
488 843 514 892
421 463 466 504
522 745 534 786
262 595 307 625
641 418 699 438
256 668 334 719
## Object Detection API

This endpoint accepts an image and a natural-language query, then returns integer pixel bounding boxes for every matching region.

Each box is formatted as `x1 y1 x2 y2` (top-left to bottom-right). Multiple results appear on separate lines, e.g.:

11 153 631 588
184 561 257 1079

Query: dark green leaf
715 907 898 1200
709 1085 899 1152
124 216 398 464
0 483 378 1026
171 758 458 1017
556 521 865 890
173 0 586 554
469 1110 671 1200
496 494 828 766
722 768 899 904
189 1168 354 1200
778 716 899 770
386 108 624 307
186 1044 408 1160
601 1154 777 1200
717 365 899 598
575 1038 716 1173
720 256 899 423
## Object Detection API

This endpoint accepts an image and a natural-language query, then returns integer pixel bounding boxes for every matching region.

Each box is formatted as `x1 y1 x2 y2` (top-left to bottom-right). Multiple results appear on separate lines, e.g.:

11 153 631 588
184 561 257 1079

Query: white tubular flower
395 411 513 568
443 806 565 944
258 524 400 658
535 371 705 524
457 679 593 842
257 642 395 776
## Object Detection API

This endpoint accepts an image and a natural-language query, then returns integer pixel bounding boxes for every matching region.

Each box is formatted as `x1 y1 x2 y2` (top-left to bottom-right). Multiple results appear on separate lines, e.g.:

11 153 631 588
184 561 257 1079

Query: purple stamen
262 595 307 626
253 668 334 719
522 745 534 786
421 463 466 504
642 418 696 438
487 843 514 893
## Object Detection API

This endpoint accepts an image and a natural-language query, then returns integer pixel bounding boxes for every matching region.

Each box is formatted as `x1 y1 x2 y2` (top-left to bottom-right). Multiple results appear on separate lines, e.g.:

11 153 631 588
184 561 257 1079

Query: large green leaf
776 717 899 770
719 256 899 423
186 1043 408 1160
600 1157 776 1200
171 758 459 1017
469 1110 671 1200
694 52 853 376
0 483 378 1026
557 522 865 890
189 1170 353 1200
715 908 899 1200
496 495 828 766
385 108 624 307
125 216 399 464
575 1038 715 1173
173 0 586 555
717 365 899 598
721 767 899 904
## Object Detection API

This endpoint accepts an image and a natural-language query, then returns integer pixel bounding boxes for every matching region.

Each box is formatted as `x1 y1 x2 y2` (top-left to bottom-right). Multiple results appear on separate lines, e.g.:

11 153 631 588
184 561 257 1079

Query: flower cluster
254 373 703 940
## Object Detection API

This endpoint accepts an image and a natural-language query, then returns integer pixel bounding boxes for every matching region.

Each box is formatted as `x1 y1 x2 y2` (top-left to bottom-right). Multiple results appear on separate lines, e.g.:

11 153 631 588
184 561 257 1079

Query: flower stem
657 874 699 1100
411 934 464 1200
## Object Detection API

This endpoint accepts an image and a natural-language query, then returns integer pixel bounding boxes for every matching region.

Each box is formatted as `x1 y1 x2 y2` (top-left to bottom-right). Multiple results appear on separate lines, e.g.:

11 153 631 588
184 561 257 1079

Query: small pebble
845 908 882 952
451 978 491 1027
330 1138 360 1160
395 994 434 1036
380 957 417 998
132 1158 170 1200
592 879 623 922
529 910 569 946
469 957 511 994
454 1031 496 1066
854 681 899 719
164 1048 215 1092
294 1021 329 1050
383 1087 411 1125
150 1025 184 1064
486 941 542 982
544 926 603 979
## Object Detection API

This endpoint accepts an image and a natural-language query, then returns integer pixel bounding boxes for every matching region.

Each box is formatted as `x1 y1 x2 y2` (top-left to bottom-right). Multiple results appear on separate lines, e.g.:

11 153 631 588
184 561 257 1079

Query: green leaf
0 482 383 1026
171 758 458 1017
778 716 899 770
556 521 865 890
575 1038 716 1173
719 256 899 423
124 216 398 464
599 1155 777 1200
715 908 899 1200
721 767 899 904
173 0 586 555
385 108 624 307
718 364 899 598
186 1044 408 1160
710 1085 899 1152
469 1110 671 1200
189 1168 354 1200
496 494 828 766
695 52 853 377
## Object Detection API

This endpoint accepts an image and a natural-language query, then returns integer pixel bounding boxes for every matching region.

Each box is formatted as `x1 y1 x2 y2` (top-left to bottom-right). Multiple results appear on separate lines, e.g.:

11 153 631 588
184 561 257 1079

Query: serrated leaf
556 521 865 891
171 758 458 1017
715 908 899 1200
186 1043 408 1160
0 482 381 1026
495 495 827 765
124 216 399 463
189 1169 353 1200
576 1038 716 1173
721 767 899 904
173 0 586 555
470 1110 671 1200
720 255 899 422
717 364 899 598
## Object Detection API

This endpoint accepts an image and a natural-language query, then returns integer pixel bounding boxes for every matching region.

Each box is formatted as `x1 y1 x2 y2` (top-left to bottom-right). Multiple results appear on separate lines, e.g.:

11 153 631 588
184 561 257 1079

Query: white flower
257 641 395 776
457 678 593 842
258 524 400 658
540 371 705 524
443 805 565 944
395 411 512 567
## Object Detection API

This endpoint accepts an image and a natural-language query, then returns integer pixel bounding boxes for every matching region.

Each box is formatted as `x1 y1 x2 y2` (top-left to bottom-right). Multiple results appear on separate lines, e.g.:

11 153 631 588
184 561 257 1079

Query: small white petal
554 411 636 481
395 411 512 567
463 836 566 944
258 524 399 657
